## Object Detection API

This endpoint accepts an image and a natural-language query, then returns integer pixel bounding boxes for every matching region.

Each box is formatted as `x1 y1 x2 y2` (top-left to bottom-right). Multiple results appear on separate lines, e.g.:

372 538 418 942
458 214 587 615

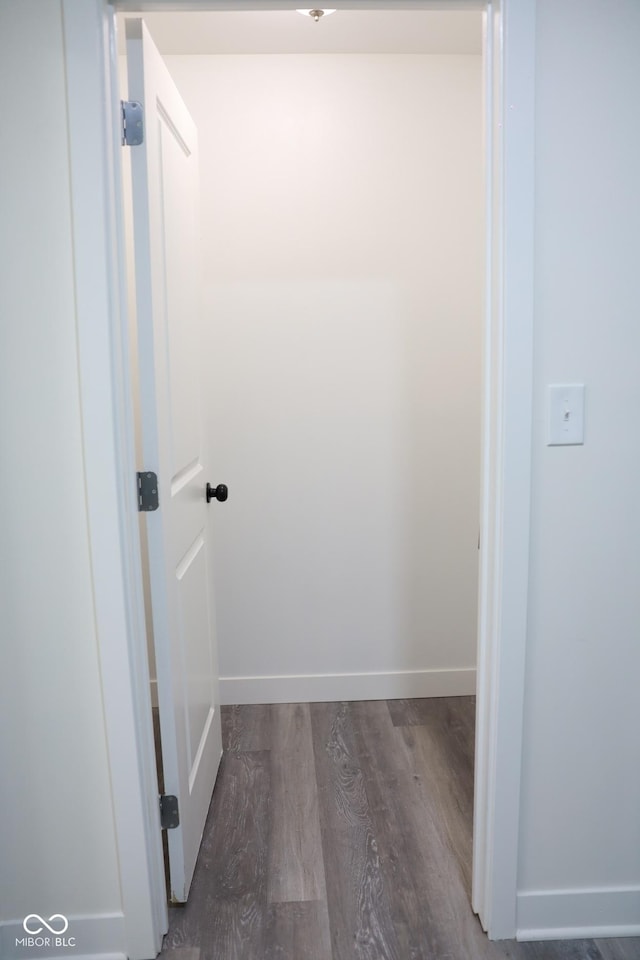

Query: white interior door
126 17 223 903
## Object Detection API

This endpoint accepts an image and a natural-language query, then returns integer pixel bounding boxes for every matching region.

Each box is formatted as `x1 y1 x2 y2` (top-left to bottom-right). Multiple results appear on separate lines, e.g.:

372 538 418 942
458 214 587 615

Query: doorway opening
119 0 485 926
59 0 538 948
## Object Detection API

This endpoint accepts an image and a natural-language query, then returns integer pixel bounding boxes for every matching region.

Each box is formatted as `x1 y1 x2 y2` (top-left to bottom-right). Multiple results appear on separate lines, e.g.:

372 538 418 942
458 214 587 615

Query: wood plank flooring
158 698 640 960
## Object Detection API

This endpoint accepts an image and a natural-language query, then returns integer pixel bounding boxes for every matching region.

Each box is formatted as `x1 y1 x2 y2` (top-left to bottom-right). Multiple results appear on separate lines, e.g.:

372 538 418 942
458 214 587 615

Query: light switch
548 384 585 445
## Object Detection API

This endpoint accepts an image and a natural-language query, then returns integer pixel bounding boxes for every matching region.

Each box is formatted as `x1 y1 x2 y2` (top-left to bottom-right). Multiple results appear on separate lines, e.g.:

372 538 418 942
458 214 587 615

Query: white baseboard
219 667 476 705
517 886 640 940
0 913 126 960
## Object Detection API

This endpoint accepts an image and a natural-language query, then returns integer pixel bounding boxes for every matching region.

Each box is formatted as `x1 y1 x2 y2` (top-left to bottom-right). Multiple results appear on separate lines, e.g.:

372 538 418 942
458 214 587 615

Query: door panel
126 17 222 903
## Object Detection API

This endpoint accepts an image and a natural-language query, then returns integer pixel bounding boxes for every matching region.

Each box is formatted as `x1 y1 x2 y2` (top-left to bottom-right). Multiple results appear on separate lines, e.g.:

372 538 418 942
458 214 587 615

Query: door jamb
473 0 536 938
69 0 535 953
61 3 168 957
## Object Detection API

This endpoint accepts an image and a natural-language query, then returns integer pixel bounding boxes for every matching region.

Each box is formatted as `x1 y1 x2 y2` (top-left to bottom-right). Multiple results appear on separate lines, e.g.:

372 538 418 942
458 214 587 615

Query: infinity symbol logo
23 915 69 935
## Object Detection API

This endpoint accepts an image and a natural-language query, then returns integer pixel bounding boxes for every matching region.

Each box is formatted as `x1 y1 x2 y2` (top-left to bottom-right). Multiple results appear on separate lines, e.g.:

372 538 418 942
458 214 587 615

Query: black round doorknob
206 482 228 503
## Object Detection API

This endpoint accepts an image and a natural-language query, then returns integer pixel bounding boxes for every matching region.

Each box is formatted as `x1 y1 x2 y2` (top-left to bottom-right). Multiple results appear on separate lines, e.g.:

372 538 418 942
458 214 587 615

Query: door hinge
137 471 159 512
121 100 144 146
159 794 180 830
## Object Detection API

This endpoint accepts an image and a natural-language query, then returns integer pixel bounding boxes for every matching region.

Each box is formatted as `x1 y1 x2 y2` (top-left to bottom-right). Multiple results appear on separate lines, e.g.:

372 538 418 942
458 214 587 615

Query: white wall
0 3 124 957
516 0 640 938
165 53 484 703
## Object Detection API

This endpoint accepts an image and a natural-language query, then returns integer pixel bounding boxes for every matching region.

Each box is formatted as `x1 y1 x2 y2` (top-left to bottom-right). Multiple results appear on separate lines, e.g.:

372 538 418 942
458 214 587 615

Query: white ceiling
118 10 482 55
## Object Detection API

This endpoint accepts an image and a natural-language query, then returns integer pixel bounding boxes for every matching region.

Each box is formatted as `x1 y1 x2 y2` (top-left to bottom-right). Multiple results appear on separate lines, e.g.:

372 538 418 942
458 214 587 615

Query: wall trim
220 667 476 705
0 913 126 960
64 3 167 958
471 0 536 939
116 1 488 10
516 887 640 941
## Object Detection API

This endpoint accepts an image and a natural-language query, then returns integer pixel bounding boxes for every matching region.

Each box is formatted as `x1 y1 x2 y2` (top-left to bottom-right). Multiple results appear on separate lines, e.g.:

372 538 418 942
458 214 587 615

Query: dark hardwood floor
157 699 639 960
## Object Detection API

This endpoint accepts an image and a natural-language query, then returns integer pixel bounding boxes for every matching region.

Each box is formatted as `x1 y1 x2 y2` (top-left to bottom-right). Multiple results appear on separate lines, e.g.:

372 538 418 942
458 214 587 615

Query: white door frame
63 0 535 954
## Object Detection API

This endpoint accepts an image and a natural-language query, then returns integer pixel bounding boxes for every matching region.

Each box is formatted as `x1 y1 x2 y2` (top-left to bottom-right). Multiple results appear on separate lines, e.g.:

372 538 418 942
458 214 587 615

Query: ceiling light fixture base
296 9 337 22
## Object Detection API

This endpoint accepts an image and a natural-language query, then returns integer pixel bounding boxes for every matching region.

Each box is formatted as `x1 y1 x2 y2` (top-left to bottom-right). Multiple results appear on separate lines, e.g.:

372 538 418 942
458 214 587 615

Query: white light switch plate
548 384 585 445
